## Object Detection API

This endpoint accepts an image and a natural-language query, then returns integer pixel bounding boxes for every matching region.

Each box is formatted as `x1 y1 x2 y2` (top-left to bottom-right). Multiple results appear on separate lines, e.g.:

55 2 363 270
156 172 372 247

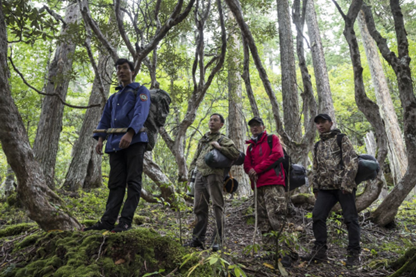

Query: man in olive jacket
301 114 360 268
184 113 240 251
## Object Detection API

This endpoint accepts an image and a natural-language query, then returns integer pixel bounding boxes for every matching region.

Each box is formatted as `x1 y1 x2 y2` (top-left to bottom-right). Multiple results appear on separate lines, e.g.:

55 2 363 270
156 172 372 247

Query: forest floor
0 188 415 277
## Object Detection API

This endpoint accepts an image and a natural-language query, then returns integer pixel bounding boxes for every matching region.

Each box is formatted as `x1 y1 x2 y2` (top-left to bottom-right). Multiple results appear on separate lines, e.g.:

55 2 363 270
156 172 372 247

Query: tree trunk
63 56 113 191
357 10 407 186
364 132 389 200
362 1 416 226
2 167 15 197
227 14 250 196
32 3 80 190
305 0 336 126
277 0 301 141
142 152 175 204
292 0 318 167
334 0 388 212
0 4 80 230
241 33 260 118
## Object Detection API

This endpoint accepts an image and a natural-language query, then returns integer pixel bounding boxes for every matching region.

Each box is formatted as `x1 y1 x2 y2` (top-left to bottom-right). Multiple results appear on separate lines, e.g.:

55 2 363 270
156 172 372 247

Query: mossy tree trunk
0 4 81 231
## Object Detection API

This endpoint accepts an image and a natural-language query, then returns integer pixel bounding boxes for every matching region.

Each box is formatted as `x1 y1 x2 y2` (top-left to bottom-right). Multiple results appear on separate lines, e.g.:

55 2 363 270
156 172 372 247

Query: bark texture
357 10 407 186
227 16 250 196
2 167 15 197
362 1 416 226
277 0 301 141
0 4 80 230
63 55 113 191
305 0 336 125
334 0 388 212
32 3 80 189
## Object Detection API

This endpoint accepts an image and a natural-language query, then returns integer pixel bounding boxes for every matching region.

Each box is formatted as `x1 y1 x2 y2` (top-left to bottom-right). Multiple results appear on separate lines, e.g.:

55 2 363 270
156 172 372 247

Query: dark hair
115 58 134 71
210 113 225 123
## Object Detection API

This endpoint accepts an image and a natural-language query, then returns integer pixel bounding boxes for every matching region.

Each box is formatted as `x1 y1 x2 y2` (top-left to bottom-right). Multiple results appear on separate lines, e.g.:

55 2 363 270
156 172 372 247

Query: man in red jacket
244 117 297 267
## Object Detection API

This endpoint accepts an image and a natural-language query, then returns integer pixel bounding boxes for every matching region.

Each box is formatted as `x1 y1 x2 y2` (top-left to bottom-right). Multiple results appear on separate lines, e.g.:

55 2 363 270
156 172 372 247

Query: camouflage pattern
312 129 358 193
257 185 287 248
189 132 240 177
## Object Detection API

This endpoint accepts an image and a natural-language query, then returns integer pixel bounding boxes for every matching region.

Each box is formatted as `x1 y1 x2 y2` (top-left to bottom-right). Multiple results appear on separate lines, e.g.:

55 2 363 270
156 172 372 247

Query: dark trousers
101 142 146 226
193 172 224 243
313 189 361 251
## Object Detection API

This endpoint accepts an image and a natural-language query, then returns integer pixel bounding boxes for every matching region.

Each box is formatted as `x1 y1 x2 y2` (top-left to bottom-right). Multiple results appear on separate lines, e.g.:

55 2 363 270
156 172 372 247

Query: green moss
4 228 212 277
14 233 42 250
0 223 35 238
133 215 151 225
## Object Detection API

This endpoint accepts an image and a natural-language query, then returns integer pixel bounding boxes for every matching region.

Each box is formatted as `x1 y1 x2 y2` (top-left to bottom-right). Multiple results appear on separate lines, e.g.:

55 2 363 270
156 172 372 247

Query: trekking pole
251 180 258 257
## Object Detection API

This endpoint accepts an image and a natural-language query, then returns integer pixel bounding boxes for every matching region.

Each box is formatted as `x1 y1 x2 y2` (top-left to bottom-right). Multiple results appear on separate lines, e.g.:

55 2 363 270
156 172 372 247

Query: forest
0 0 415 276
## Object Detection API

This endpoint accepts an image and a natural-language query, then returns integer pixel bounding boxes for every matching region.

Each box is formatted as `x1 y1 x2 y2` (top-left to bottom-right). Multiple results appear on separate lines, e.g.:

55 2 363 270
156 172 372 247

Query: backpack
204 136 246 168
313 134 380 185
249 135 307 192
133 87 172 151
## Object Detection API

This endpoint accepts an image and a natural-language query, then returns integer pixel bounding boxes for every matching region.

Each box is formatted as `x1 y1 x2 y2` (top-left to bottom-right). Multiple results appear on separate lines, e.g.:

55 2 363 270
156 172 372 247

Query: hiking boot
111 222 131 233
83 221 114 231
346 250 360 268
183 238 204 249
300 245 327 263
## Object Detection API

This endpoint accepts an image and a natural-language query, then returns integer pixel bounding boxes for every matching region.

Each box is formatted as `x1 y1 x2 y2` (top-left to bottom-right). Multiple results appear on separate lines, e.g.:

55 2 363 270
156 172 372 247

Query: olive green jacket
312 129 359 193
189 132 240 177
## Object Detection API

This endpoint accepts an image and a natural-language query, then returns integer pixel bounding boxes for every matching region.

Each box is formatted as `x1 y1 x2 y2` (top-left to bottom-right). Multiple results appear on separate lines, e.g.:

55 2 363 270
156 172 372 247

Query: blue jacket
93 82 151 153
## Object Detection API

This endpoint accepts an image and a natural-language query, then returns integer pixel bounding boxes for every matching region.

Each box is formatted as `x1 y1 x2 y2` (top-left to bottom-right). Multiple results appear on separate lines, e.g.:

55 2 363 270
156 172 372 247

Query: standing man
184 113 240 251
244 117 297 267
301 114 360 267
85 58 151 233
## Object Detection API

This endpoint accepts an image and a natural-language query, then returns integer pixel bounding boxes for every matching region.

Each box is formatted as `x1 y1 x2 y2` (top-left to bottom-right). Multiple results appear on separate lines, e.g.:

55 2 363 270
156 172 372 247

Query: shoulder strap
267 135 273 153
314 141 320 158
337 134 346 167
217 135 225 144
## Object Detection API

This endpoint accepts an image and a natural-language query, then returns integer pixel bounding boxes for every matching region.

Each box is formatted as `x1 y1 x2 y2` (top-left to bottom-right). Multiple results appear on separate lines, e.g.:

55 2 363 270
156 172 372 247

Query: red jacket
244 132 286 189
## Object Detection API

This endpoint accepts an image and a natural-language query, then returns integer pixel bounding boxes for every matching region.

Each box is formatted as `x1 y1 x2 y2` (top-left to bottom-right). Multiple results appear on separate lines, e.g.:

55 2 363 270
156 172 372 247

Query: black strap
337 134 346 167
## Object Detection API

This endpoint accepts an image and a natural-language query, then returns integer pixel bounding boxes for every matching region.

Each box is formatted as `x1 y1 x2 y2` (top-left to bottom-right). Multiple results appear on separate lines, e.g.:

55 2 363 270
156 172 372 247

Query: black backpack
249 135 307 192
314 134 380 185
133 87 172 151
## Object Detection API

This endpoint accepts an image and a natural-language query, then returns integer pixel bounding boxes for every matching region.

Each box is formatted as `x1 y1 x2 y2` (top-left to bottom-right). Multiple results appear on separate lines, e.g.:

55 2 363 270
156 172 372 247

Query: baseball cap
248 117 264 126
314 114 332 123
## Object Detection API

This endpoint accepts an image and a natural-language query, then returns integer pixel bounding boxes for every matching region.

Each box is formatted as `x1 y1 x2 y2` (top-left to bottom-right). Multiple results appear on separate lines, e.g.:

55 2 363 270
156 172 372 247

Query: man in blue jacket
85 58 151 233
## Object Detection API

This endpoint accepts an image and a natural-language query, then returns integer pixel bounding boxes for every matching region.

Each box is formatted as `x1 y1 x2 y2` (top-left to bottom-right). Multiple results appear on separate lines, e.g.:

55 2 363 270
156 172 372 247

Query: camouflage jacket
312 129 358 193
189 132 240 177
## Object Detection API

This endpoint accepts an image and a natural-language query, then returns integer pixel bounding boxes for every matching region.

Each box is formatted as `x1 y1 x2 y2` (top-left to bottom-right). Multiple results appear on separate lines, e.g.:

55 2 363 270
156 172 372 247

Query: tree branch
79 0 119 63
8 55 100 109
114 0 137 58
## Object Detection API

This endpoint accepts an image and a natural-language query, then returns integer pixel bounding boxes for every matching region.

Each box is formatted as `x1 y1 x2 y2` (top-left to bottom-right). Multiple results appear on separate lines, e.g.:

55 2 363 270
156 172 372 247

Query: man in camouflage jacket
185 113 240 251
301 114 360 268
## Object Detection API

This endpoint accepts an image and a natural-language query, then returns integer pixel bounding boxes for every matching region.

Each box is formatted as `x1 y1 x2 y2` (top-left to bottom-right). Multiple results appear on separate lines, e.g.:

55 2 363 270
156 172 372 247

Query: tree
227 12 250 196
276 0 302 142
0 1 80 230
305 0 336 125
362 0 416 226
224 0 316 165
333 0 389 213
32 3 81 190
357 10 408 187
